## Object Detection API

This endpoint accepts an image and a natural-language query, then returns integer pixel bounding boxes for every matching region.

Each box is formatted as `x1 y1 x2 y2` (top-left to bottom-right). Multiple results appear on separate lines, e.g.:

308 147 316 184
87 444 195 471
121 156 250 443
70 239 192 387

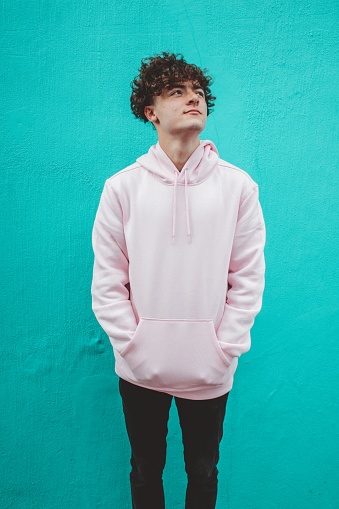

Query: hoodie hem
115 369 234 400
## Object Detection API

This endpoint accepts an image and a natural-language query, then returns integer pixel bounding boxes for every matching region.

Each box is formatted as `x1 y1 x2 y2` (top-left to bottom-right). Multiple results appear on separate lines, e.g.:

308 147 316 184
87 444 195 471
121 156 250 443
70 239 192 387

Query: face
144 81 208 138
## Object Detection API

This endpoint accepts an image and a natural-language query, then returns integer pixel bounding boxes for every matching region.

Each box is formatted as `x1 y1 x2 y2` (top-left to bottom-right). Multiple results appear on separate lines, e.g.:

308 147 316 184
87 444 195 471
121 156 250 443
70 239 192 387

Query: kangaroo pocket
120 318 231 390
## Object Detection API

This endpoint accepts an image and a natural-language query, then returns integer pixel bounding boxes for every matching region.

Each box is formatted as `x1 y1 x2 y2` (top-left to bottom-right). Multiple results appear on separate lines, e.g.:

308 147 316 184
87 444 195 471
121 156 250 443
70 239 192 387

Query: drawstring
184 168 191 243
172 171 178 244
172 169 191 244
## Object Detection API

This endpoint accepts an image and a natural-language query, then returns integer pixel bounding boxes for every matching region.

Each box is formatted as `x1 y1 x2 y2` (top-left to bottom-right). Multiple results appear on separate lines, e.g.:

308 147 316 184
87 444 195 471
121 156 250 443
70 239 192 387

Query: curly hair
130 52 216 123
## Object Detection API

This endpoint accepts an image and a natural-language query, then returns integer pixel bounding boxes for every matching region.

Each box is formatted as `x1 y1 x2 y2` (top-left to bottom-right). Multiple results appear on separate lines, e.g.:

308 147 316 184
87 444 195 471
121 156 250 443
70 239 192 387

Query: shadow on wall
71 373 130 508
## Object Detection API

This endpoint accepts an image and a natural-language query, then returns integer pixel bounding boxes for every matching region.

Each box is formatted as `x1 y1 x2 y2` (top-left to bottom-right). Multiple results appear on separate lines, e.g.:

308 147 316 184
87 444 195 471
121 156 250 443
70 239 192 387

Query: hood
136 139 219 186
136 140 219 244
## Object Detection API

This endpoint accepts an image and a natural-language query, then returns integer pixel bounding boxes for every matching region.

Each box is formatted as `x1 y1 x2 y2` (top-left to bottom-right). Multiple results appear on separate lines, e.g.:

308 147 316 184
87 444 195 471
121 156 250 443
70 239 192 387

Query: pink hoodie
91 141 265 399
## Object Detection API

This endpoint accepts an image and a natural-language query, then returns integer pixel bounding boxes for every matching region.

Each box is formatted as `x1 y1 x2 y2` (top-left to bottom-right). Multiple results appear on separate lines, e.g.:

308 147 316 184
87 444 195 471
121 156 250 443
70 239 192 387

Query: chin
187 122 205 133
185 117 205 127
171 121 205 136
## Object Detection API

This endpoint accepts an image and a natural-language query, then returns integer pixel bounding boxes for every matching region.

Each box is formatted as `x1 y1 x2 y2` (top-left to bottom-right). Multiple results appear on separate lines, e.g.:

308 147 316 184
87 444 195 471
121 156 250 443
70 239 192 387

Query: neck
157 134 201 171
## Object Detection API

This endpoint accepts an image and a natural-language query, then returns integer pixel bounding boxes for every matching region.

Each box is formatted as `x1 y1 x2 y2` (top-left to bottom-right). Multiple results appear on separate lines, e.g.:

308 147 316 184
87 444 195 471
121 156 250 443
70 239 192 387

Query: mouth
184 109 201 114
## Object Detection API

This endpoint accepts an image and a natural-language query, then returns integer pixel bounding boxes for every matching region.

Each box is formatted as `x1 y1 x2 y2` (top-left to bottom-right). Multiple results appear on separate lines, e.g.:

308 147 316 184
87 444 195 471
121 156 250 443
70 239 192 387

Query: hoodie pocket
120 318 231 390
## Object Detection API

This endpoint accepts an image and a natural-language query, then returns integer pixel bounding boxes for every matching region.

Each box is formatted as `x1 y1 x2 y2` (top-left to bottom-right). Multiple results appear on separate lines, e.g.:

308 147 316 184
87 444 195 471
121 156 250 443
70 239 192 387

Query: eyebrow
167 83 204 91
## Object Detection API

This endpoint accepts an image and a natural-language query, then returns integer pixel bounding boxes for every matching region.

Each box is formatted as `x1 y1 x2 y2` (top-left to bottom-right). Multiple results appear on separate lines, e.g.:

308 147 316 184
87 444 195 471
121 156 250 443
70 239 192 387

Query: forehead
164 80 204 90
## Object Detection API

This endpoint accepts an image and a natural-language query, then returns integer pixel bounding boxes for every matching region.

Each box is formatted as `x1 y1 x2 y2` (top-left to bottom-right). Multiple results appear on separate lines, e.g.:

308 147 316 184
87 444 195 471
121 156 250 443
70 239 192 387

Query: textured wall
1 0 338 508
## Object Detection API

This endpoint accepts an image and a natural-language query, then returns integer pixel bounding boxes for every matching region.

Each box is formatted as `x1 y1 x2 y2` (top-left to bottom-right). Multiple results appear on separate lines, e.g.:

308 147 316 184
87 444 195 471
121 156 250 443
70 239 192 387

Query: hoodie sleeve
217 185 266 365
91 180 137 352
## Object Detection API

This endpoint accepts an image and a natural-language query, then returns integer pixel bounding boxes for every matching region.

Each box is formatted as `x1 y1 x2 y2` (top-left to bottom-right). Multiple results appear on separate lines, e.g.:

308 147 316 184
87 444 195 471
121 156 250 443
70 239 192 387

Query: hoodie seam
106 163 141 183
105 180 124 212
218 159 257 184
240 185 258 206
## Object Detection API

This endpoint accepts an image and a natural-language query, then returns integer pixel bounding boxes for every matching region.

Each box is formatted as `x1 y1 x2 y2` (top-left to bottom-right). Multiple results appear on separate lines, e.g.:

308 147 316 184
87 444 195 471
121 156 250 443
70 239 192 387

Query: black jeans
119 378 229 509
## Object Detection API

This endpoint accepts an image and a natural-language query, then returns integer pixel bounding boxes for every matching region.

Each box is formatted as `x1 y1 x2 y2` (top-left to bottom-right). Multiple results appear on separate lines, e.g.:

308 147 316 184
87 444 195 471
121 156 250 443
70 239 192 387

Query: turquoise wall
1 1 338 507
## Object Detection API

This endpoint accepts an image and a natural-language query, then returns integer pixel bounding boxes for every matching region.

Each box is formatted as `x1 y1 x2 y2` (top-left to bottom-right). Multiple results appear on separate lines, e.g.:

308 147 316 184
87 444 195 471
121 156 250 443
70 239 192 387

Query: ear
144 105 158 123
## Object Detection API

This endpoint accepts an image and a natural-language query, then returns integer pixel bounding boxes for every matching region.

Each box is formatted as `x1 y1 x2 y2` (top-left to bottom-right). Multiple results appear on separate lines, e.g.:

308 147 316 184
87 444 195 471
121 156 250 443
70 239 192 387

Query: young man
91 52 266 509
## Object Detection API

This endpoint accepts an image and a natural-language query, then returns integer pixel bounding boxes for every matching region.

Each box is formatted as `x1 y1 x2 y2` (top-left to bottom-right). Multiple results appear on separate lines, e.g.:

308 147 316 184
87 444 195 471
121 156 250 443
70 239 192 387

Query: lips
185 109 201 114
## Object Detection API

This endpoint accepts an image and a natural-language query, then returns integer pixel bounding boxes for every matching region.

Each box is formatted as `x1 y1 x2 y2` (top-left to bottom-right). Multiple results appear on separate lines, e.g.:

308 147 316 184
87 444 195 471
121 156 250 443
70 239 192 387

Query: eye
171 89 182 95
196 90 205 97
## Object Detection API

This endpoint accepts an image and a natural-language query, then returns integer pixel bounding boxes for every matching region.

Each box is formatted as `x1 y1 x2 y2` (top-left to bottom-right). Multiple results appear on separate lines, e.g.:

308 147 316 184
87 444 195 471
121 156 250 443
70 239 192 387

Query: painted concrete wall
1 0 338 508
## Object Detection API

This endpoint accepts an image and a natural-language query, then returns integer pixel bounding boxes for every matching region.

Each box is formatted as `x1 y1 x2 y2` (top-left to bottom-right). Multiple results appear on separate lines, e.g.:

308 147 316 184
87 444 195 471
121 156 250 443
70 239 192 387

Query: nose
187 90 200 104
